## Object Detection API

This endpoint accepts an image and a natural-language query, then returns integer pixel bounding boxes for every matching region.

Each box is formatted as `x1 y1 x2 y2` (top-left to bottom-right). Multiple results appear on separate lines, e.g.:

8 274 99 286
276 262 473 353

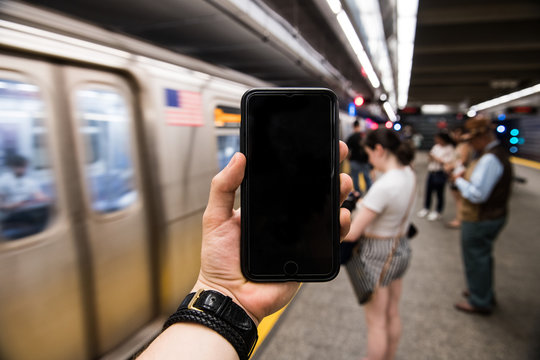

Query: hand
451 169 465 183
194 141 353 325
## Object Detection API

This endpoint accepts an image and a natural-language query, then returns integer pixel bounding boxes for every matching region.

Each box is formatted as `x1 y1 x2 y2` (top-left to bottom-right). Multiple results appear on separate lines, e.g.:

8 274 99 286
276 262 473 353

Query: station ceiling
17 0 540 113
410 0 540 109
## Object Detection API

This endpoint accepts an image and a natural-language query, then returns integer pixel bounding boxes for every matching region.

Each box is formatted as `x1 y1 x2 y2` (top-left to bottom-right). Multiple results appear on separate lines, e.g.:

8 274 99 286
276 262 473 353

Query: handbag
340 192 362 264
345 180 416 305
345 239 374 304
340 240 357 264
407 223 418 239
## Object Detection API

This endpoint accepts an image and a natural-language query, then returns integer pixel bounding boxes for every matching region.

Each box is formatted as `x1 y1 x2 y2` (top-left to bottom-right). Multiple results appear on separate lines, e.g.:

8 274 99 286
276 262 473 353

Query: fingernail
226 153 238 168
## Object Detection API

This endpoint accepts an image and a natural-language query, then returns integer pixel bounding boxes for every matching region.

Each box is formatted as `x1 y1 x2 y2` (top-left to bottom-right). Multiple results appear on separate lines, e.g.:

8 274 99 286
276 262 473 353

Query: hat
461 115 493 141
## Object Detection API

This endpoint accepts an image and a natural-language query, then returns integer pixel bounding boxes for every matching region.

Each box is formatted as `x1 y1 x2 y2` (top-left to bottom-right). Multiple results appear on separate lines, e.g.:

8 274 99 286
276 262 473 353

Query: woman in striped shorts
344 128 416 360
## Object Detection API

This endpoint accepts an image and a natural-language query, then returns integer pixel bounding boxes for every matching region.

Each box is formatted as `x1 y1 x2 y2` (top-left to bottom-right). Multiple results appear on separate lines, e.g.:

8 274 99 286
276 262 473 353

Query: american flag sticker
165 88 204 126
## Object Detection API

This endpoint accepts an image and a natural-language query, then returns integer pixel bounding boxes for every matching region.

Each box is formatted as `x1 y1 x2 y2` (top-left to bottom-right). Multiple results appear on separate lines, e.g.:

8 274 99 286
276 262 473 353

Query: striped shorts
346 236 411 303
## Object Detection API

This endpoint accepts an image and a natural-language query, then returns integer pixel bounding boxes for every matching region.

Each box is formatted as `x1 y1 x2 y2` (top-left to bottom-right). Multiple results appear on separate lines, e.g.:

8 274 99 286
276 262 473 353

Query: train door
61 66 154 354
0 56 88 359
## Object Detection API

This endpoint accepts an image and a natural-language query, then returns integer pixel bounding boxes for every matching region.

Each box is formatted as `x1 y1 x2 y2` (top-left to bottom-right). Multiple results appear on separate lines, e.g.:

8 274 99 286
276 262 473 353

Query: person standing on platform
346 120 372 194
452 116 513 315
343 128 416 360
417 132 455 221
445 127 471 229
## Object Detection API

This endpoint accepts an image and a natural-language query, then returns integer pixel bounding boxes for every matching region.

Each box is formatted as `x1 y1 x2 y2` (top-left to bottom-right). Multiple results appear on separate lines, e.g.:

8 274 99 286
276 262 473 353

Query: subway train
0 3 356 359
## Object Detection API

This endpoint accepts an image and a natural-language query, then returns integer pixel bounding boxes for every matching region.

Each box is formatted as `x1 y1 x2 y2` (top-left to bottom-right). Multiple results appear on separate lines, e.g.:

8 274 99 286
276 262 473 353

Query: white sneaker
417 208 429 218
427 211 441 221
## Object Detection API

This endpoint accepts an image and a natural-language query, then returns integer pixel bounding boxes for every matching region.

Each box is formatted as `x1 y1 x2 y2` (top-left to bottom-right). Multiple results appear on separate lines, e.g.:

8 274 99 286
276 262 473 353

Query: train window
0 77 56 241
214 105 240 170
75 87 137 213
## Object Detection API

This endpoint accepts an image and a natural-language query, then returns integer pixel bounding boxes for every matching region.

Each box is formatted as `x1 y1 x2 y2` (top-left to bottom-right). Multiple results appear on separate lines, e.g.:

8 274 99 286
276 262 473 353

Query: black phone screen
241 88 339 282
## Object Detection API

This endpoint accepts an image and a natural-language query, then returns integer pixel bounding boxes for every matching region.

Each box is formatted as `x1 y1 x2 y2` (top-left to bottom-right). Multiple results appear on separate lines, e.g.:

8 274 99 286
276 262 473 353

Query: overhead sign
506 106 536 114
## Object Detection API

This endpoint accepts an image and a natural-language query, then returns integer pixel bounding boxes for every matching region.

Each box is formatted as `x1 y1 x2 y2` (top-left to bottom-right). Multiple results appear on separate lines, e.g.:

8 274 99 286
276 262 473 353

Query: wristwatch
164 289 258 360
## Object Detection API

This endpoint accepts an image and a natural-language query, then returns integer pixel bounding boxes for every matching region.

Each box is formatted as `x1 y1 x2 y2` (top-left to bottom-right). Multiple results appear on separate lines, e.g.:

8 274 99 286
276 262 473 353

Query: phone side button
283 261 299 276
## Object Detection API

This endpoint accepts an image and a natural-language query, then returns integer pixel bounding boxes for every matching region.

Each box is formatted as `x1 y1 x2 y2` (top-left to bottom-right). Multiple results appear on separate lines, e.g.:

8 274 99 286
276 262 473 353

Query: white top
428 144 454 172
0 172 41 206
360 166 416 237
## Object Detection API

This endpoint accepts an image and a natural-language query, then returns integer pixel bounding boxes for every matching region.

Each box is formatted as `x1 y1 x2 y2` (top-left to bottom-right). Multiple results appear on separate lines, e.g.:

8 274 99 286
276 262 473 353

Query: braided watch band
163 289 258 360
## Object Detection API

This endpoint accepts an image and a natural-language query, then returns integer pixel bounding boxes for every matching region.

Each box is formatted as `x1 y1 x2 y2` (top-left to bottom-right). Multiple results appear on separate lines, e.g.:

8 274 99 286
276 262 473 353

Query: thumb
204 153 246 225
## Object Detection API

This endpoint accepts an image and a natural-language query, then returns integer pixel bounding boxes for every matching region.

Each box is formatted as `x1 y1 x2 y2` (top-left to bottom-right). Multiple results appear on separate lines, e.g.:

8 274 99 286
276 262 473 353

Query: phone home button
283 261 299 276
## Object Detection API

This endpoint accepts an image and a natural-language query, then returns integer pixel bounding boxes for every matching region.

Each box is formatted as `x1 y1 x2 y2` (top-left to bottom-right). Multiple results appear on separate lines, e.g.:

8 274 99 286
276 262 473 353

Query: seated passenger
0 155 50 240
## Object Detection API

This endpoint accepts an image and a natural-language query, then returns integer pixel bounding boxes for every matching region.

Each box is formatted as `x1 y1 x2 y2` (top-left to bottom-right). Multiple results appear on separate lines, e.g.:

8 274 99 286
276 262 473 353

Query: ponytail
364 128 415 166
395 141 415 166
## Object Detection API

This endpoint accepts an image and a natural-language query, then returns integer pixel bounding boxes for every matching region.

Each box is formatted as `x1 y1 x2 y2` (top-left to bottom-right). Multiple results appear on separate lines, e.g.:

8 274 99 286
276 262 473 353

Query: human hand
193 141 352 325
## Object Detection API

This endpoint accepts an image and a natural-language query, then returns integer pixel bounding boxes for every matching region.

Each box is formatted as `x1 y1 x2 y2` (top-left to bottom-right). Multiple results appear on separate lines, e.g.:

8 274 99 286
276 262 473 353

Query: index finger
339 141 348 163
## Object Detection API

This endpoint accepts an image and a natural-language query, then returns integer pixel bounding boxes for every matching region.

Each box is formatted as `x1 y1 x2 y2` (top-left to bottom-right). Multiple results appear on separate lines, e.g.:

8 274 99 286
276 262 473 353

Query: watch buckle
187 288 205 312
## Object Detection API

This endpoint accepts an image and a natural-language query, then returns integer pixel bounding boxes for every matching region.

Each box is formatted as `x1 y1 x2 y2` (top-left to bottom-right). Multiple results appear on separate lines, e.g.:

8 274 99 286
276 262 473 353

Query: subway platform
253 152 540 360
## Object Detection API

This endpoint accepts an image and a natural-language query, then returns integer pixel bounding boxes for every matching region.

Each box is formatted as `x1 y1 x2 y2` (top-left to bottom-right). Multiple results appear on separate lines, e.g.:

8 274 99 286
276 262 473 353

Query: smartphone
240 88 340 282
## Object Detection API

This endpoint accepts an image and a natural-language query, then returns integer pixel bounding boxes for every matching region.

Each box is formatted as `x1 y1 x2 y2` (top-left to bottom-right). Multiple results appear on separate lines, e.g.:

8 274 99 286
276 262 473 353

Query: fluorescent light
326 0 342 14
335 8 380 89
383 101 397 121
397 0 419 17
421 104 451 114
470 83 540 112
350 0 394 105
396 0 419 108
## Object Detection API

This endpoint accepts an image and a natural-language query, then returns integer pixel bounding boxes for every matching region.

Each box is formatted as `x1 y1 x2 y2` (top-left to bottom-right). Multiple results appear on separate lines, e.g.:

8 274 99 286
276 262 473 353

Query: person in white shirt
0 155 47 212
0 154 50 240
417 132 455 221
343 128 416 360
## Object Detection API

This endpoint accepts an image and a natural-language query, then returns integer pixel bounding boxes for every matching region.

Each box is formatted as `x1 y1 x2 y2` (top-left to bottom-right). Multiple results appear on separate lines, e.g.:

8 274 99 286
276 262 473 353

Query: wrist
164 288 259 360
193 278 260 326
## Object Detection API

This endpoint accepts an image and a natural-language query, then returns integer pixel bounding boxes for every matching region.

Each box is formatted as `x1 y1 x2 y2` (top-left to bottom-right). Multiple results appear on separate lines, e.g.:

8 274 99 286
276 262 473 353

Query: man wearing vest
452 115 513 315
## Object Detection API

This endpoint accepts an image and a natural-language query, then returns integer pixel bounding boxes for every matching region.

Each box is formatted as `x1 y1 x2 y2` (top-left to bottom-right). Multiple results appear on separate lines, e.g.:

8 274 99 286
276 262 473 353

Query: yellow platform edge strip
510 156 540 170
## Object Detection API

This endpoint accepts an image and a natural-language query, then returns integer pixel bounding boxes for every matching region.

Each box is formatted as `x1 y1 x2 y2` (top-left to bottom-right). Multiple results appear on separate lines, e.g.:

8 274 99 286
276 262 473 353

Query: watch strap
163 289 258 360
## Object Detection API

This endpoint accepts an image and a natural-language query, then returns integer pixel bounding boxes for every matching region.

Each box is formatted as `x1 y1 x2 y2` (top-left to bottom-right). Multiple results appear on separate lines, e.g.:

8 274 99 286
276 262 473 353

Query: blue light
510 129 519 136
394 123 402 131
509 146 518 153
498 114 506 121
518 138 525 145
348 102 356 116
496 125 506 133
509 137 519 144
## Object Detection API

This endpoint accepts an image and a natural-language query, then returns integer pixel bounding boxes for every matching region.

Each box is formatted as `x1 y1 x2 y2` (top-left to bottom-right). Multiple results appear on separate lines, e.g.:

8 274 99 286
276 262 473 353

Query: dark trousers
350 160 372 193
424 171 447 213
461 217 506 308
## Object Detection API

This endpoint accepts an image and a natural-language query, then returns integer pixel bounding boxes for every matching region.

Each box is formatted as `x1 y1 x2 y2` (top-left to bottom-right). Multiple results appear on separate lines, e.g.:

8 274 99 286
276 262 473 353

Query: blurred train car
0 3 353 359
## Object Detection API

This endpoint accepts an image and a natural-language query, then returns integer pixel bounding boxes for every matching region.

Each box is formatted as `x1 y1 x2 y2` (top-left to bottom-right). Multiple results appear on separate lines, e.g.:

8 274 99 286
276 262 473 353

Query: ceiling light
327 1 381 90
383 101 397 121
326 0 342 14
396 0 419 108
421 104 450 114
469 83 540 112
349 0 395 107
